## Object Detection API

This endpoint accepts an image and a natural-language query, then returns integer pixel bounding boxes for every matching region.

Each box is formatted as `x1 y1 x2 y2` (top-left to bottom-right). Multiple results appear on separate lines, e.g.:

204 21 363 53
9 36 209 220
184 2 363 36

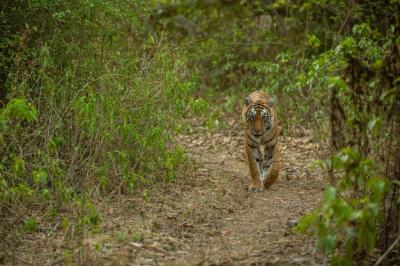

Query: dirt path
88 127 327 265
10 126 327 265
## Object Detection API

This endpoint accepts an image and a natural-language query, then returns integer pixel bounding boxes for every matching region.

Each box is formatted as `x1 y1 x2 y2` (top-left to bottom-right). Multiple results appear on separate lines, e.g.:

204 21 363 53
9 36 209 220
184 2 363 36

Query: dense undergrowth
0 0 201 258
1 0 400 265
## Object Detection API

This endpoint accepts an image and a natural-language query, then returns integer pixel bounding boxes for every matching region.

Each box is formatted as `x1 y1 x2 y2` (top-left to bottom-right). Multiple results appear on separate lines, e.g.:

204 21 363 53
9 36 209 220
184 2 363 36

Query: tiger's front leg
262 142 280 189
245 144 264 191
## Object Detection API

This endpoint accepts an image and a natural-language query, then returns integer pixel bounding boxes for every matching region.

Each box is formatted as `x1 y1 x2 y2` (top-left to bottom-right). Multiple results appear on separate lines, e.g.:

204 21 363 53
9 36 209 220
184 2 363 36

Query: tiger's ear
269 95 277 107
243 95 252 105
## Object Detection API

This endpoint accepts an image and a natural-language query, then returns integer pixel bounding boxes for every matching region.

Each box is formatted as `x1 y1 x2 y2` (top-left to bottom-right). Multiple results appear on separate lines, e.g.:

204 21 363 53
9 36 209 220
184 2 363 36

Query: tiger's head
243 92 276 137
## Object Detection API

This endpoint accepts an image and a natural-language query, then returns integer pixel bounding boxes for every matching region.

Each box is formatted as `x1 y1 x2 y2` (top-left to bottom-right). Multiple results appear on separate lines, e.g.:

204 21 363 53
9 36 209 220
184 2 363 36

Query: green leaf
143 189 150 202
22 217 38 232
327 76 348 91
40 189 51 200
340 154 350 164
323 234 337 254
350 210 363 221
12 157 25 177
307 34 321 48
352 23 371 36
367 117 381 132
380 88 397 101
367 202 379 216
4 99 38 123
369 177 388 202
294 210 318 234
373 59 383 69
337 200 352 220
32 170 48 185
324 186 336 204
336 37 356 55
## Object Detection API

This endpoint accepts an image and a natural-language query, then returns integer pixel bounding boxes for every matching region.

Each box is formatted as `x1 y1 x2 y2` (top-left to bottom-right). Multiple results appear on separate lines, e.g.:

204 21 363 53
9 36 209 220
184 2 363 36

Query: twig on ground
373 234 400 266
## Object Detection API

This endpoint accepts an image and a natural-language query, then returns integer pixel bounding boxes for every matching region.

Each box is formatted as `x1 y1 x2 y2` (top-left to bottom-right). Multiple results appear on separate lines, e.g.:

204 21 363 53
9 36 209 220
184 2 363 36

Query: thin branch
337 0 356 36
374 234 400 266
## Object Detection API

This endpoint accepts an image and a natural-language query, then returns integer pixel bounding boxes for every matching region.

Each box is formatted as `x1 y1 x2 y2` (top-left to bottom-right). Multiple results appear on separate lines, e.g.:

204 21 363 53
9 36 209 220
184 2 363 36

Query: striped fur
242 91 280 191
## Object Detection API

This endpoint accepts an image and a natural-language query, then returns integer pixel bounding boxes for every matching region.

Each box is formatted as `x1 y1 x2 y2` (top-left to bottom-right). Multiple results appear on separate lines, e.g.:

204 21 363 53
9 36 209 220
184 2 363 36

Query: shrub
0 0 196 249
296 148 389 265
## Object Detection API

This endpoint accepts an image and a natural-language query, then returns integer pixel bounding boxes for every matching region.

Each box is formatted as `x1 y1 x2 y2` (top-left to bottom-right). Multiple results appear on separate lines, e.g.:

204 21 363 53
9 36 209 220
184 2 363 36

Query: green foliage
22 217 39 233
32 170 48 185
74 195 100 233
150 1 399 264
1 0 399 264
131 232 145 243
296 148 389 265
150 0 334 128
0 99 37 123
142 189 150 203
0 0 200 252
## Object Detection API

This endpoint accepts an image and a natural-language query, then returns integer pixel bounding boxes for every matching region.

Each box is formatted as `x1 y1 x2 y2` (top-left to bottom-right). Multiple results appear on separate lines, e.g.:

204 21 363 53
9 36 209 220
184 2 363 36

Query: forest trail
88 124 327 265
13 124 327 265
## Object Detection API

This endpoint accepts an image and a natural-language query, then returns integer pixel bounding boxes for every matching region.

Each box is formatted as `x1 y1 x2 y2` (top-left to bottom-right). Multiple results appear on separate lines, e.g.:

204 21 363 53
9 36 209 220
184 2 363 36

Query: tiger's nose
253 130 263 136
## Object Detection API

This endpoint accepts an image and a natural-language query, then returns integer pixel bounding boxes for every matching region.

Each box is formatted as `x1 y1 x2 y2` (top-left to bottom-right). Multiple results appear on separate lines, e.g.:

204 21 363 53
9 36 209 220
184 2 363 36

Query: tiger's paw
248 183 265 192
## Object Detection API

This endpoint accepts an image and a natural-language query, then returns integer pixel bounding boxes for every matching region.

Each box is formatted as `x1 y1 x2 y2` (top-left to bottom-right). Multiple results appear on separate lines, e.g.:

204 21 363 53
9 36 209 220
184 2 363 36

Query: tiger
242 91 280 191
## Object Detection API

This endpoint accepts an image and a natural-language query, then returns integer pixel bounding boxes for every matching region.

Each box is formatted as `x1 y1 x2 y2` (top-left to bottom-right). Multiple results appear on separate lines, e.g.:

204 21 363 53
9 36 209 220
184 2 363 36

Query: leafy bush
296 148 389 265
149 1 336 129
0 0 197 249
